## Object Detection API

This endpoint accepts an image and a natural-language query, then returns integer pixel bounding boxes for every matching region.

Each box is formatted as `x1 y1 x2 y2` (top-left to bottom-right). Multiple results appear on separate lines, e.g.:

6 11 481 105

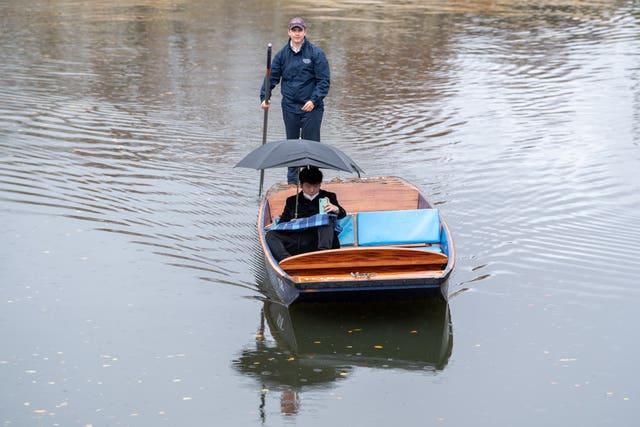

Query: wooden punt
258 176 455 305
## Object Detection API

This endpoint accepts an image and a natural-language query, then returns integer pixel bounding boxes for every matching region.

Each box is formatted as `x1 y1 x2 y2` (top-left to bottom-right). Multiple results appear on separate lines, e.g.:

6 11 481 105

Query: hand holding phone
318 197 328 213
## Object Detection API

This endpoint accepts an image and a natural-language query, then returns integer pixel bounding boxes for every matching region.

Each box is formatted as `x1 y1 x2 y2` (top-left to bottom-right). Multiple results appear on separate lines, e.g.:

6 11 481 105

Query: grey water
1 0 639 425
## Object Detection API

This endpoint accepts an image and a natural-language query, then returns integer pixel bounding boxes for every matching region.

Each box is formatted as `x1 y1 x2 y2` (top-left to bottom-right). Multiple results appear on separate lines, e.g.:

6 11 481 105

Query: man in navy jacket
261 17 331 184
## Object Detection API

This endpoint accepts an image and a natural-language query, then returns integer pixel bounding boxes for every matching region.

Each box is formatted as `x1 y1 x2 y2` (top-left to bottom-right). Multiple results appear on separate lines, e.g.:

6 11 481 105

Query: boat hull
258 176 455 305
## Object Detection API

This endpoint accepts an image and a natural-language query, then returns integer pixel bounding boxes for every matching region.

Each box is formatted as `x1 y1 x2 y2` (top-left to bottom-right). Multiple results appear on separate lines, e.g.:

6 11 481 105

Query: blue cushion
337 215 355 246
357 209 440 246
420 245 443 253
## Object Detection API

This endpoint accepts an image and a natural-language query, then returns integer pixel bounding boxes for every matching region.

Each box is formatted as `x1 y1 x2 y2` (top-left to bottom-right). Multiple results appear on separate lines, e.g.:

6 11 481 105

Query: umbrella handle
259 43 272 197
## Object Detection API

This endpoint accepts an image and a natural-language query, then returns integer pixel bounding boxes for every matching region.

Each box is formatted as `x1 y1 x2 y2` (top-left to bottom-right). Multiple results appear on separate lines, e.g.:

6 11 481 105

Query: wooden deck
279 247 448 271
278 247 448 283
266 176 421 218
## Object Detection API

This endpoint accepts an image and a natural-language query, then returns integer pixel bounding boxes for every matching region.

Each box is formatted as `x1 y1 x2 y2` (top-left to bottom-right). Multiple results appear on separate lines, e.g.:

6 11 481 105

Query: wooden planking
278 247 448 272
322 179 419 213
288 269 446 283
266 177 420 217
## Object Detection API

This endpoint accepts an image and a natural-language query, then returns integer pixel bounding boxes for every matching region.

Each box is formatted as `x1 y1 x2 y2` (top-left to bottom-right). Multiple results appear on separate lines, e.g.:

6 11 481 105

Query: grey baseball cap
288 17 307 30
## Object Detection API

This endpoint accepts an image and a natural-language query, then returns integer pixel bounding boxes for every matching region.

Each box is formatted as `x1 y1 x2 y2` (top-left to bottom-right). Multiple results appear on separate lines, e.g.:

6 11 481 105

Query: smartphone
318 197 328 213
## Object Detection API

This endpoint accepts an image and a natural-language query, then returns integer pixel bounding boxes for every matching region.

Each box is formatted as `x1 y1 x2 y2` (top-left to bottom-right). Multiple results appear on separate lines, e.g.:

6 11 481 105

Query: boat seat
357 209 441 246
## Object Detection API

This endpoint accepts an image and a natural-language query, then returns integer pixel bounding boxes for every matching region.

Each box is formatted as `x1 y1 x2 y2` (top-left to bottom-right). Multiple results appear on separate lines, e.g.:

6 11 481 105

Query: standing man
260 17 331 184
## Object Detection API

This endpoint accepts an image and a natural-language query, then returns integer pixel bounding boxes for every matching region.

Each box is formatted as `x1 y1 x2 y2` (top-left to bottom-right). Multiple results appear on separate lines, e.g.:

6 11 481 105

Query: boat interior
263 177 451 283
265 177 428 219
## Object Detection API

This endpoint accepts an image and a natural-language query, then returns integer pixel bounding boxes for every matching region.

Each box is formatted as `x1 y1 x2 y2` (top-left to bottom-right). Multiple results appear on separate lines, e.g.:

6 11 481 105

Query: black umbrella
235 139 363 175
236 139 363 199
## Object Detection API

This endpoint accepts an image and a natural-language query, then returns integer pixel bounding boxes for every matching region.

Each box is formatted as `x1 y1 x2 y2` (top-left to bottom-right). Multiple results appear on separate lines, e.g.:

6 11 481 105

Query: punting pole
259 43 272 197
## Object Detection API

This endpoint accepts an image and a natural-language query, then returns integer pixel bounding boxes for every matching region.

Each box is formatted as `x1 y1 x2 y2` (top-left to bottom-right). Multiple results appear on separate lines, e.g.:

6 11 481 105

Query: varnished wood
278 247 448 272
266 176 420 217
287 269 446 283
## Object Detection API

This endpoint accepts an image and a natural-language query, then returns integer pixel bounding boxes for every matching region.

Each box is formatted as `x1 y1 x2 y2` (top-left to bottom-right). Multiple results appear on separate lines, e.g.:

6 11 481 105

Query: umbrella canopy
235 139 363 175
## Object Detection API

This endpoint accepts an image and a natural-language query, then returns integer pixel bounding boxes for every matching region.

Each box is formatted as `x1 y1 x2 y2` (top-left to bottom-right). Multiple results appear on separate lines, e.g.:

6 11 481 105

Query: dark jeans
283 108 324 184
266 223 338 262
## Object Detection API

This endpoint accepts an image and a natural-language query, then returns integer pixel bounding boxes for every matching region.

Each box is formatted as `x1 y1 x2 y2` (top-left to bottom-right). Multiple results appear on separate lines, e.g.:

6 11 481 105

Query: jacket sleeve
279 195 296 222
311 49 330 105
326 191 346 219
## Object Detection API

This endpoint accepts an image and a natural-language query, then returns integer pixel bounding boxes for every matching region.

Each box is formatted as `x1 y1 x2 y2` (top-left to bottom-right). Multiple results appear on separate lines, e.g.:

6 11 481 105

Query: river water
1 0 639 426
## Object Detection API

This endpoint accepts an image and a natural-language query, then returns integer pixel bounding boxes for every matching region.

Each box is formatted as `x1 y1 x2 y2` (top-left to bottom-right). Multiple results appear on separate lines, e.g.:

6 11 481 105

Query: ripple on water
0 92 261 291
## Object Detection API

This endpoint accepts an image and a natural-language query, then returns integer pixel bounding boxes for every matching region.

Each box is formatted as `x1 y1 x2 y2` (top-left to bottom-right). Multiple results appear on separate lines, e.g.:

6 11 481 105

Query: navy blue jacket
261 38 330 114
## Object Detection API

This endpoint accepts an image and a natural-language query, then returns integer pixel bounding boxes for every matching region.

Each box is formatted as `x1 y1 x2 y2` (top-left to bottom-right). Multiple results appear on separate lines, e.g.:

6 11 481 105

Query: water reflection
233 298 452 418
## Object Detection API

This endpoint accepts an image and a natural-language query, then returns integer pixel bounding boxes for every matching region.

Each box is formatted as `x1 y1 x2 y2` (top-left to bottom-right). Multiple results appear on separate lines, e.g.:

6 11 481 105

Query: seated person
266 166 347 262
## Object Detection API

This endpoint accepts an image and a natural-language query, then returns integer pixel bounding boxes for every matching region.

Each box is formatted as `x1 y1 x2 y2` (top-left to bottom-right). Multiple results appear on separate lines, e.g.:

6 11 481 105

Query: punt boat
258 176 455 305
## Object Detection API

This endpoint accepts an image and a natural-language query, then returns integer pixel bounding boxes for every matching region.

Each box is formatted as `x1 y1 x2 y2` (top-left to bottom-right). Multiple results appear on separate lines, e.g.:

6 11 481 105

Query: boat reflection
233 297 453 392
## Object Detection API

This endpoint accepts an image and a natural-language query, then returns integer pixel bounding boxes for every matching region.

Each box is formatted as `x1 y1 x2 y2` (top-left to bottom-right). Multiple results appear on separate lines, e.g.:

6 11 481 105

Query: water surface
1 0 639 425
